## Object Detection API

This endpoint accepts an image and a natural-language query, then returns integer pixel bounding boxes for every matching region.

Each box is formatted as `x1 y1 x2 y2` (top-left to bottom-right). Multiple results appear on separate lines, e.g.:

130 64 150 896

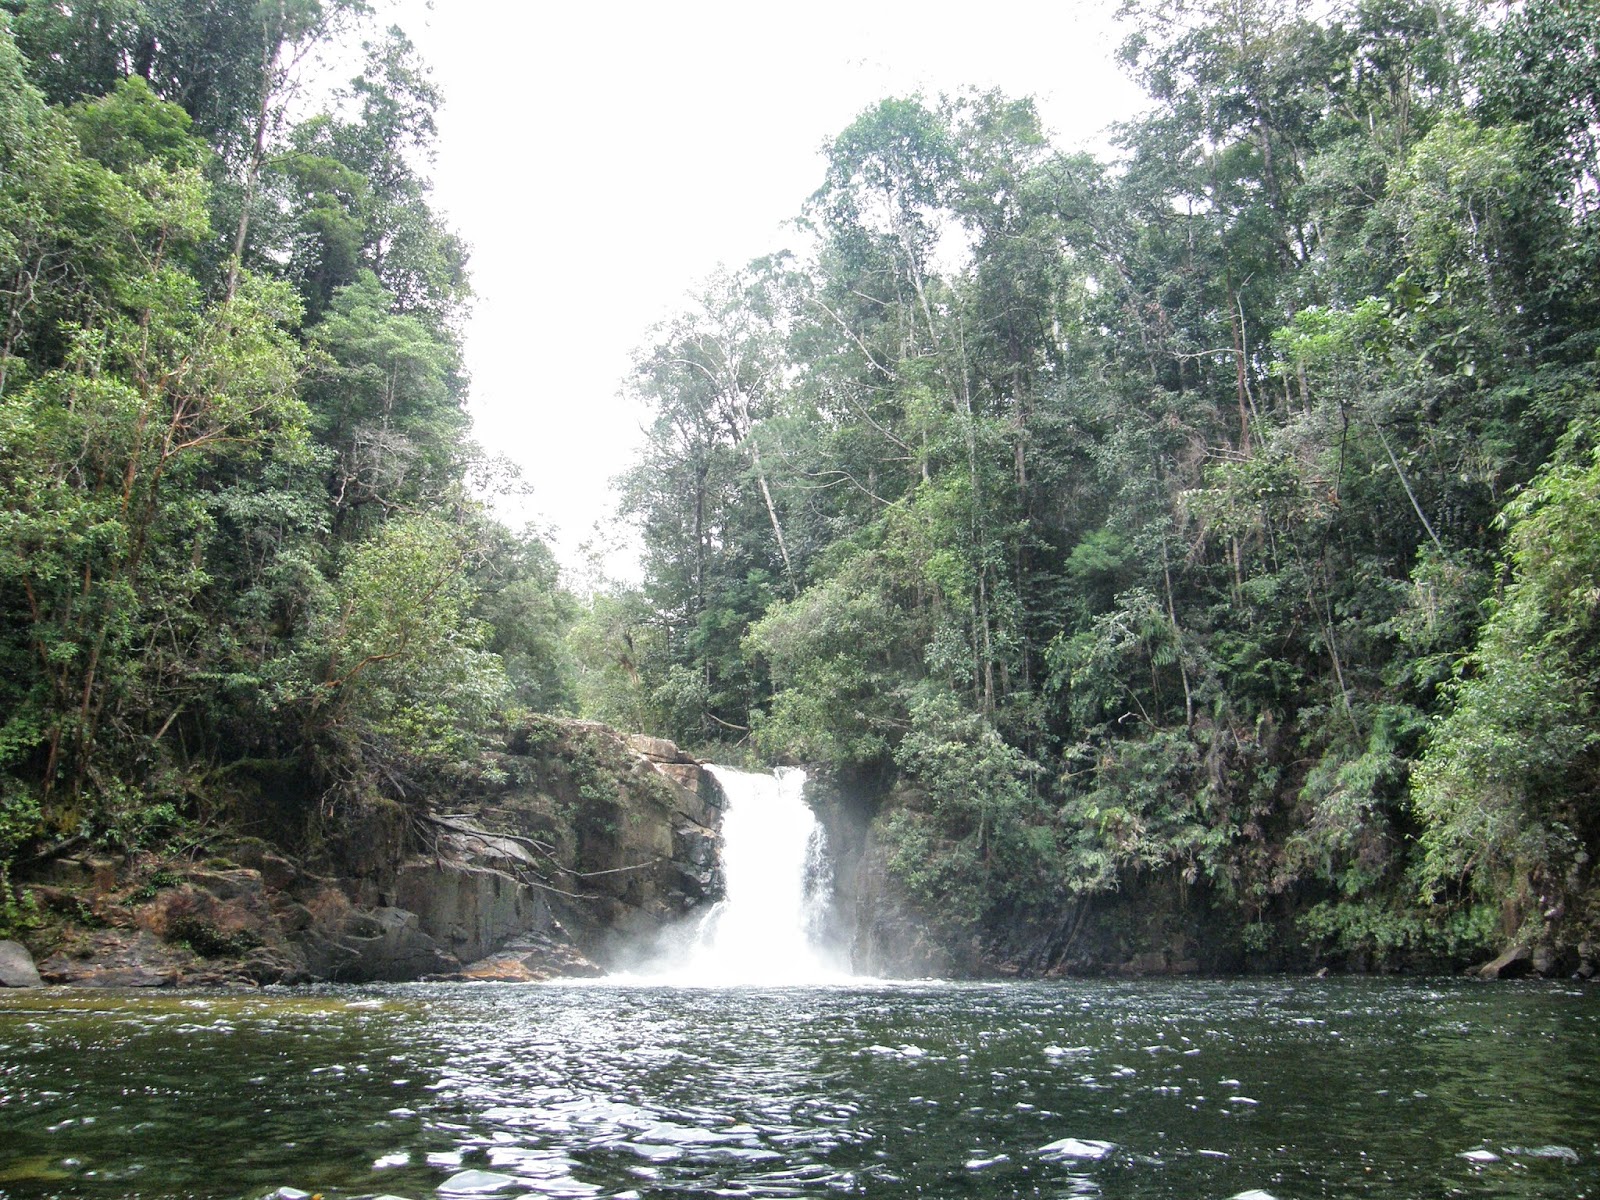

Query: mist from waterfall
627 765 852 985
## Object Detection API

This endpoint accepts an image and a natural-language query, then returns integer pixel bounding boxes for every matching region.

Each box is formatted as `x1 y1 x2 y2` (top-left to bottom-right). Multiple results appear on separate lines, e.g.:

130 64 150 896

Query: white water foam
622 765 854 985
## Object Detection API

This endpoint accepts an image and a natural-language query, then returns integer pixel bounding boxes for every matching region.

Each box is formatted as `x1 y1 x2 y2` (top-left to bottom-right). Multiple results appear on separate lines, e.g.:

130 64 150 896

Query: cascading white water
632 765 851 985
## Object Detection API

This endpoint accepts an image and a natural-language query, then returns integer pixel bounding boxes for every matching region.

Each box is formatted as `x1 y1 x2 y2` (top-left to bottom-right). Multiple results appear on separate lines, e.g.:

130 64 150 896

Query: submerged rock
1036 1137 1116 1161
438 1169 519 1194
1508 1145 1579 1162
964 1154 1011 1170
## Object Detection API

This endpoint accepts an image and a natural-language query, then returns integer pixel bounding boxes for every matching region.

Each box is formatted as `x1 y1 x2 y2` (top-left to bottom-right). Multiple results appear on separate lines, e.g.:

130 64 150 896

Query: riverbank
5 726 1596 990
1 718 723 988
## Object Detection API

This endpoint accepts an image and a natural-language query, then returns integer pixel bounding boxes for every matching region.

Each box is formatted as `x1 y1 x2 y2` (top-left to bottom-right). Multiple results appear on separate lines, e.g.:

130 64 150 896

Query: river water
1 977 1597 1200
4 770 1598 1198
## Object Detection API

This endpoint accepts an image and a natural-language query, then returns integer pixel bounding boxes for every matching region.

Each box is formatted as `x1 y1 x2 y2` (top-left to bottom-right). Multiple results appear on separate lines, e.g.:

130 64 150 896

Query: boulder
458 926 603 982
658 762 704 793
1475 943 1533 980
0 939 42 987
626 734 682 762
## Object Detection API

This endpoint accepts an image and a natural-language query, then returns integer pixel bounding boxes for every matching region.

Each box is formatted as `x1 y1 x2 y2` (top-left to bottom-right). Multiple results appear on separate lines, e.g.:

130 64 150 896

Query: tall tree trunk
225 26 279 302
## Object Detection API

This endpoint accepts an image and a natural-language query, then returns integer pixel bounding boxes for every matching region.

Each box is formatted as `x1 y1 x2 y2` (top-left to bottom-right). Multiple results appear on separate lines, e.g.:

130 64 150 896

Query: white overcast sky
383 0 1146 582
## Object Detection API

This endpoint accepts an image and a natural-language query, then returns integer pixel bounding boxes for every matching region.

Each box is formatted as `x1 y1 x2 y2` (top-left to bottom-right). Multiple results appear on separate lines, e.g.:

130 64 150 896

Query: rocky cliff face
807 768 1284 979
806 765 964 978
807 767 1600 980
17 718 723 987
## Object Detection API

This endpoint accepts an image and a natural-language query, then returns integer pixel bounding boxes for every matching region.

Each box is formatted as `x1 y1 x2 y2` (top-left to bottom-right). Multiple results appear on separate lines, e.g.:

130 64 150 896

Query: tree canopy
599 0 1600 966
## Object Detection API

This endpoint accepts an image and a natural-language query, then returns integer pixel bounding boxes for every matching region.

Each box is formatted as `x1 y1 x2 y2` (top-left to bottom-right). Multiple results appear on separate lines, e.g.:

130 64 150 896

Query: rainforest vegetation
591 0 1600 966
2 0 1598 968
0 0 574 928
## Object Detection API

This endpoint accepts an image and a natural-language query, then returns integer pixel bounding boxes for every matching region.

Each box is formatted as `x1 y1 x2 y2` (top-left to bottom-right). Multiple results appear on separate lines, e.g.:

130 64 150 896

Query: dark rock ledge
12 719 723 988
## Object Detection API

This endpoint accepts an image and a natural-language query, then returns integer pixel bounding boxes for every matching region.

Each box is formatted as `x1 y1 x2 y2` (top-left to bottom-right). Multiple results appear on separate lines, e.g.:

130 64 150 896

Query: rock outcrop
16 718 723 986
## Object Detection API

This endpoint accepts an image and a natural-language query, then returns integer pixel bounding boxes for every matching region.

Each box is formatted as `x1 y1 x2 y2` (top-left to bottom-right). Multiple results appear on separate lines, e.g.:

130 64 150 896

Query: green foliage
290 513 508 764
0 10 577 885
473 524 577 714
880 694 1055 926
747 553 918 765
581 0 1600 967
69 75 206 171
1297 896 1497 966
606 0 1600 964
8 0 1600 968
568 588 663 736
1414 435 1600 923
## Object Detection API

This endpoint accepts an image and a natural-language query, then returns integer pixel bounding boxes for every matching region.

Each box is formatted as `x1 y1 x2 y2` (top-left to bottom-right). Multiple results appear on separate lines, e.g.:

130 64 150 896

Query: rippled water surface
1 978 1597 1199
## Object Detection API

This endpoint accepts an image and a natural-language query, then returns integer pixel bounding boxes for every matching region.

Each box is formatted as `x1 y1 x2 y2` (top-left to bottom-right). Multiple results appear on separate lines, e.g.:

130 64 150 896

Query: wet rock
457 955 545 982
671 824 719 899
20 717 725 986
1475 944 1533 979
1124 950 1168 974
458 923 602 982
1036 1137 1116 1161
238 945 308 985
438 1169 519 1194
0 939 43 987
38 929 195 986
395 859 546 966
298 904 457 983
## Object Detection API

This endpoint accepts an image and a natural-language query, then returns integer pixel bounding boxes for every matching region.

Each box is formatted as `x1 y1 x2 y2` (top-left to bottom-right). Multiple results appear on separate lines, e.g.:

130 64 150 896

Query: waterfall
631 765 851 985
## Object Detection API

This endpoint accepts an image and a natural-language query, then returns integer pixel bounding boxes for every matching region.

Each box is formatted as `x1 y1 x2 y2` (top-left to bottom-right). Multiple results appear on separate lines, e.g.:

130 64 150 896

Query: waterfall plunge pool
2 977 1597 1200
5 771 1597 1198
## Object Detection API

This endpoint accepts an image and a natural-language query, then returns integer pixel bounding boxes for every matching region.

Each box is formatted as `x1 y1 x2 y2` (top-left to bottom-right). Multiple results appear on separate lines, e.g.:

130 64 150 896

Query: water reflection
0 979 1596 1200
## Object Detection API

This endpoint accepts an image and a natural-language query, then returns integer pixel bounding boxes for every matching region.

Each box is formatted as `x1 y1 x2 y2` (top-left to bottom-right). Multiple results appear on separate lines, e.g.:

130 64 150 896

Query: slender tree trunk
226 17 283 302
1161 534 1194 731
